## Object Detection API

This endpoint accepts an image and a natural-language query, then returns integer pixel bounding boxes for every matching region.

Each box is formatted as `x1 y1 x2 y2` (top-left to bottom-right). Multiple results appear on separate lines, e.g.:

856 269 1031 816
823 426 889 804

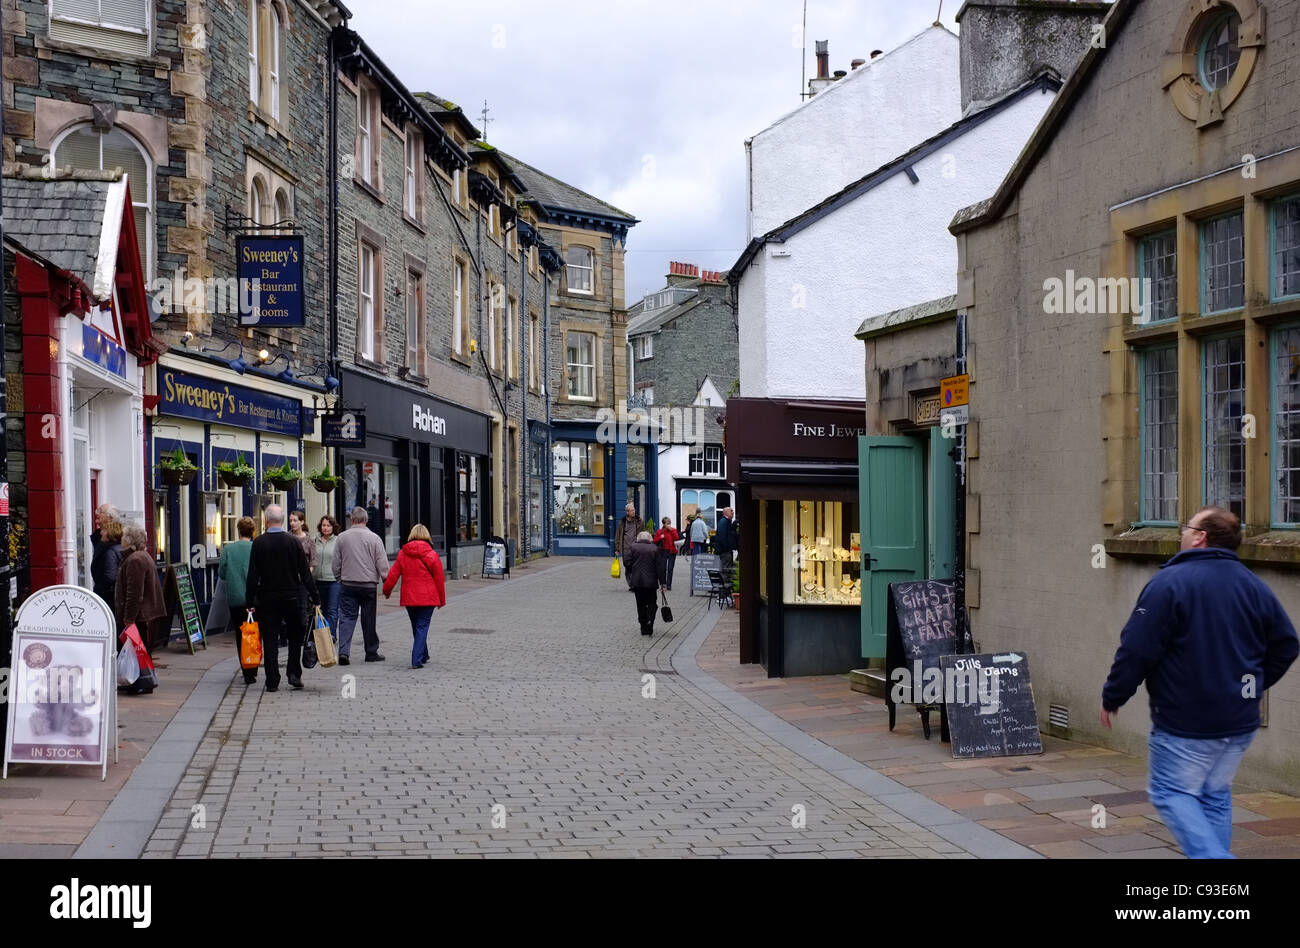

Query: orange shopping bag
239 610 262 670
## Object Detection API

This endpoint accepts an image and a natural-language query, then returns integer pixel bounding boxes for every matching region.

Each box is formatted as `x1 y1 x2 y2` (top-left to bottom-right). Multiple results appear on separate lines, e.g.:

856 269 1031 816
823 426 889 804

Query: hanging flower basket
162 467 198 487
219 471 251 488
217 453 255 488
266 476 301 492
311 476 340 493
264 460 301 492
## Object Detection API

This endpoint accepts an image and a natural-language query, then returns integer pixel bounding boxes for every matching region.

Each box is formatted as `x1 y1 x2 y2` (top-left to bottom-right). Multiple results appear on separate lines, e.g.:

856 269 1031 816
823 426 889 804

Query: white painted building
745 27 961 241
735 68 1060 399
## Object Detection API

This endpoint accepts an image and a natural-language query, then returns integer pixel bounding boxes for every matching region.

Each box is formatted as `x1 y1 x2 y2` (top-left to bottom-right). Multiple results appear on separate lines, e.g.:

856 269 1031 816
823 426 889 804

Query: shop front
550 421 657 557
339 369 490 576
151 355 325 614
726 398 866 678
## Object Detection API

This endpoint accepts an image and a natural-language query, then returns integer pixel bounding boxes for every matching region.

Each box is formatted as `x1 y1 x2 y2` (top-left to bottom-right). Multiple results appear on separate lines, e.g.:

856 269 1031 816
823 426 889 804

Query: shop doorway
857 427 957 658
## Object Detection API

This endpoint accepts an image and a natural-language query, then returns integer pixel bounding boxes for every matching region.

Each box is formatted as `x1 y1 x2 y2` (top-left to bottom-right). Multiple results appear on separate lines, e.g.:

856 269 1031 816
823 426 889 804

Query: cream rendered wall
745 88 1055 400
747 26 961 240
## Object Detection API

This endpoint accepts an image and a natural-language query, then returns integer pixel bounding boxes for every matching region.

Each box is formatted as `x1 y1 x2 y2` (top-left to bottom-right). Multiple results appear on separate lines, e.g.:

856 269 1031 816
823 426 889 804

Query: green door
859 436 926 658
928 428 957 579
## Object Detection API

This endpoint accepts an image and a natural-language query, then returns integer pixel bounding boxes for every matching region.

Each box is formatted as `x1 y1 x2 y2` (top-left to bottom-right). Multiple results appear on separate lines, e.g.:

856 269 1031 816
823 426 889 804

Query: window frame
267 2 281 121
405 261 426 377
355 78 382 190
247 0 260 106
403 125 424 224
356 234 384 364
1199 210 1245 316
1138 345 1179 526
1197 9 1242 93
506 295 517 380
50 0 152 52
1270 193 1300 303
452 256 470 359
565 330 596 401
1137 229 1178 324
636 335 654 359
1201 332 1247 520
565 245 595 296
1270 322 1300 528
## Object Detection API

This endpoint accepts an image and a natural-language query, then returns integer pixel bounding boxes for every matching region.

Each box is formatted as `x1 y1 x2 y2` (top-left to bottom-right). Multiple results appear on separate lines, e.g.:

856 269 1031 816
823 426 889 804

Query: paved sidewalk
141 558 983 858
0 559 557 857
696 611 1300 858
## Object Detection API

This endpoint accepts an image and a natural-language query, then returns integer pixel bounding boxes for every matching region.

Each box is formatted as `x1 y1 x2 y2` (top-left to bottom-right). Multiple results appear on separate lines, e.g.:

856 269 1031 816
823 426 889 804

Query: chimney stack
815 40 829 79
666 261 701 287
956 0 1110 113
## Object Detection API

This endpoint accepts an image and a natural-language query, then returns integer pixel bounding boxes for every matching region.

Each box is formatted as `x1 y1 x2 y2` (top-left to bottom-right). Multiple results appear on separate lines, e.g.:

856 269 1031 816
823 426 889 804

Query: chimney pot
870 49 883 59
833 69 847 79
851 58 866 70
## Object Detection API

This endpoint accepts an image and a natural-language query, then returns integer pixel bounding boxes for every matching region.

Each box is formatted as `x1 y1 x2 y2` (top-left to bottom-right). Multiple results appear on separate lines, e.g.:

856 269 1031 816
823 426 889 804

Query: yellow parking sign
940 374 969 409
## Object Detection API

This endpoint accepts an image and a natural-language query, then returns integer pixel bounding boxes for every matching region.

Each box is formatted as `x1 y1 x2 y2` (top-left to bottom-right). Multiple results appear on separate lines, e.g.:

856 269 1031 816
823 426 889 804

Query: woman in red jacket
653 516 681 591
382 524 447 669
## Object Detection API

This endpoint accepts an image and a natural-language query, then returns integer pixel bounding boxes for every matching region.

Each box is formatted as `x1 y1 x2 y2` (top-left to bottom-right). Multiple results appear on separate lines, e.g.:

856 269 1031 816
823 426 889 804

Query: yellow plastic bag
610 557 621 579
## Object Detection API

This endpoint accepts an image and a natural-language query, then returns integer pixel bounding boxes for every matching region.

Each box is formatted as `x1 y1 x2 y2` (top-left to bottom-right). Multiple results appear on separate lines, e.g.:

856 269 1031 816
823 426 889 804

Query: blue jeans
317 581 341 642
1148 727 1254 859
407 606 433 667
337 585 379 658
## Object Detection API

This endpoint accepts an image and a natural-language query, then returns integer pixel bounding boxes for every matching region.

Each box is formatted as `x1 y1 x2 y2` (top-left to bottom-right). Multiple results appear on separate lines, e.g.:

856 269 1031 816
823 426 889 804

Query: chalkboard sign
940 652 1043 759
689 554 721 596
885 579 969 739
166 564 207 653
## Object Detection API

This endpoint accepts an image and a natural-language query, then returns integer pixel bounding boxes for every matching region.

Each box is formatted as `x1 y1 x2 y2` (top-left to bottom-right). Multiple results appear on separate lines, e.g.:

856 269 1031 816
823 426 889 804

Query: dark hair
318 515 341 537
237 516 256 539
1195 506 1241 550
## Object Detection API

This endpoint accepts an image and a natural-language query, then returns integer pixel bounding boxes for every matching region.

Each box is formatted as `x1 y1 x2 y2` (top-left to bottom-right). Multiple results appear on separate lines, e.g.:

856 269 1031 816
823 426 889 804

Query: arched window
248 0 260 106
274 188 291 233
268 3 282 120
53 124 153 278
248 176 268 227
1198 11 1242 92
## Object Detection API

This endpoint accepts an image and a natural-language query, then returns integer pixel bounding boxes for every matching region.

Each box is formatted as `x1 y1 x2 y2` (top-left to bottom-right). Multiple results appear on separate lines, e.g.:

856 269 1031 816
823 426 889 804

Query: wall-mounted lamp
200 340 247 374
179 331 195 347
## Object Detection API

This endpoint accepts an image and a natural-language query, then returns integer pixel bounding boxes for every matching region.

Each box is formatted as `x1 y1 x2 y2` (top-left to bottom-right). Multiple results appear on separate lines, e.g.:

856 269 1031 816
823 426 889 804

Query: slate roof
414 92 482 139
729 71 1062 283
627 295 704 337
496 150 637 223
855 294 957 339
3 173 119 287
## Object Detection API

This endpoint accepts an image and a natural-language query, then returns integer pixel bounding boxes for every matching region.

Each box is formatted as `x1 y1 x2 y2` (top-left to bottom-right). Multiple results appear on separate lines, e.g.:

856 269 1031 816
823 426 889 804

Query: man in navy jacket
1101 506 1297 858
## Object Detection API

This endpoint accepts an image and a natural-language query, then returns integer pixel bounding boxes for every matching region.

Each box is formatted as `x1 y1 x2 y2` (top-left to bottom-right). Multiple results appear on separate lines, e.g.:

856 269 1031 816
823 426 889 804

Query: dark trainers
338 656 350 665
364 654 386 662
287 676 303 689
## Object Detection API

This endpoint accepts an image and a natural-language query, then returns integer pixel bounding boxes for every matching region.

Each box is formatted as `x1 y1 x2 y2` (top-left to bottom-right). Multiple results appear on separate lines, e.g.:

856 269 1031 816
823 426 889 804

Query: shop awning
740 458 859 502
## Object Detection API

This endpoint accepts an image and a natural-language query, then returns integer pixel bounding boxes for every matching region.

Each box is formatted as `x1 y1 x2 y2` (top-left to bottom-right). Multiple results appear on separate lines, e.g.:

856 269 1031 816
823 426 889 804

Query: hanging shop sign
3 586 117 780
321 410 367 448
160 368 303 437
238 235 305 328
79 324 127 379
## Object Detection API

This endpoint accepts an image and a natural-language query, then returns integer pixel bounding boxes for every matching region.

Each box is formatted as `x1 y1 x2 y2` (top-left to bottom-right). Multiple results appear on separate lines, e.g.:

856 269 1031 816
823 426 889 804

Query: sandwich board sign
3 586 118 781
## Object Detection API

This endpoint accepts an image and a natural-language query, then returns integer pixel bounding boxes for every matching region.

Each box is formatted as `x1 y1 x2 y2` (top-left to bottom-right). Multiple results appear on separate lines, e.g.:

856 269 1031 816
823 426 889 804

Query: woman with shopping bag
382 524 446 669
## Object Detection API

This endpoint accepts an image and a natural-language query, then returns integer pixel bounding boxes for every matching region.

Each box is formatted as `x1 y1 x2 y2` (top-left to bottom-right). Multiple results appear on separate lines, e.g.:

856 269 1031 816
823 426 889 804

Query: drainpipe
328 26 340 521
955 311 970 651
0 25 10 681
543 269 552 554
519 237 528 556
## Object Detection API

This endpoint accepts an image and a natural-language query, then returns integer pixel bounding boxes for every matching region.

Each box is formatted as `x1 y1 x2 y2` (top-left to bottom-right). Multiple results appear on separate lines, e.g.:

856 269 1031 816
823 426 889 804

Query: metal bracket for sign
223 204 300 235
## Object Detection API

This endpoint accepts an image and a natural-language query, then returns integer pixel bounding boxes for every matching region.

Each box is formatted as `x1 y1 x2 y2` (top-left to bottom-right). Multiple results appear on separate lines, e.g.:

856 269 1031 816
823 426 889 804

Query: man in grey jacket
332 506 389 664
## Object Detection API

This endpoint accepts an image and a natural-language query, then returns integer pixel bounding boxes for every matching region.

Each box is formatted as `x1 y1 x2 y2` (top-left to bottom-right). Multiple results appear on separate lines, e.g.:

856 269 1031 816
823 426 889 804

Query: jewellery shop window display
554 440 604 534
785 501 861 606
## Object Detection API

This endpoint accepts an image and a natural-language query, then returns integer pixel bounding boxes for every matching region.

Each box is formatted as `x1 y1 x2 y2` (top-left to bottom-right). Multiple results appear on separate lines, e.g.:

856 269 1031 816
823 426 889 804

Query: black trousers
657 551 677 590
634 587 658 635
257 597 303 688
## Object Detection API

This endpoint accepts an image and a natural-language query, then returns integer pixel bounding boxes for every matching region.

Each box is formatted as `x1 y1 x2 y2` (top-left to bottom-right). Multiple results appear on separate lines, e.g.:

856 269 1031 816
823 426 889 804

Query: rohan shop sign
159 369 303 437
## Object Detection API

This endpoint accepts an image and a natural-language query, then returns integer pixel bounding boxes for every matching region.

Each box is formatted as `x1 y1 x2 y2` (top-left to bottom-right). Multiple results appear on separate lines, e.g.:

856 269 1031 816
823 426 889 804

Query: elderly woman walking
382 524 446 669
115 523 168 655
625 530 661 637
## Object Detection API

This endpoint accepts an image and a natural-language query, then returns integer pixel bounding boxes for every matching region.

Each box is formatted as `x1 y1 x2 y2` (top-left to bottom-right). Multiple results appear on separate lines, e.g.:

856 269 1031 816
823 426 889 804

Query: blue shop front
148 353 327 623
550 419 658 557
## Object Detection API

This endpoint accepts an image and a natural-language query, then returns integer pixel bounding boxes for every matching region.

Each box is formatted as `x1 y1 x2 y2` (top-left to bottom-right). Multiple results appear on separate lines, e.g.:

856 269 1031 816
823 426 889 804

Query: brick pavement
143 558 973 858
695 611 1300 859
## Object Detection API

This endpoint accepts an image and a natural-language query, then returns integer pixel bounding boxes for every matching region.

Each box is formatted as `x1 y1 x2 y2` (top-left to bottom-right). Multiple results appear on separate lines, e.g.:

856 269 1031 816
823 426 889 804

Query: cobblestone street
141 559 981 858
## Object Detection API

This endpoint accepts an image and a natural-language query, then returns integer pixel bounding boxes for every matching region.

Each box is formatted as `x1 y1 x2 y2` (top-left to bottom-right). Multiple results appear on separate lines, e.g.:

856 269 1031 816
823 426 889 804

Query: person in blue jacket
1101 506 1298 859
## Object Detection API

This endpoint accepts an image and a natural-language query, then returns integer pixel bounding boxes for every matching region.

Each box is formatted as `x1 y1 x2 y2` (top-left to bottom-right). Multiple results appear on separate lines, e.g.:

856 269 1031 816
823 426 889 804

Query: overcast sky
345 1 961 303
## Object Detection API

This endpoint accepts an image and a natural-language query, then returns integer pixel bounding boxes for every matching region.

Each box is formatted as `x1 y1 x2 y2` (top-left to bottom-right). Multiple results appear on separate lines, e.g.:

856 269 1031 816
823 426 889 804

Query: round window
1198 11 1242 92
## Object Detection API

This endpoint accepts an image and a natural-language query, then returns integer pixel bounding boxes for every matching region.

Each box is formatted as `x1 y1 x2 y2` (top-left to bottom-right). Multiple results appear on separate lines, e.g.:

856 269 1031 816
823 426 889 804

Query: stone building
626 262 737 535
500 152 641 557
2 0 348 616
949 0 1300 790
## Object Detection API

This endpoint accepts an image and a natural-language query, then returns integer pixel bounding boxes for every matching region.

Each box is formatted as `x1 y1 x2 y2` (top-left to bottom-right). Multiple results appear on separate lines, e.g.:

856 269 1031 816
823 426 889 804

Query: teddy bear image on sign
26 665 99 739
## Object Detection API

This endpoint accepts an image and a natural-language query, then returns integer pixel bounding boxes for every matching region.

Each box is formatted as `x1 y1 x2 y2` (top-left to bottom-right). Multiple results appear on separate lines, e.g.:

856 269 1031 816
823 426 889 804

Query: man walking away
625 531 660 636
219 516 257 683
614 503 644 592
716 507 739 572
1101 506 1298 858
333 506 390 664
245 505 318 692
689 512 709 555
